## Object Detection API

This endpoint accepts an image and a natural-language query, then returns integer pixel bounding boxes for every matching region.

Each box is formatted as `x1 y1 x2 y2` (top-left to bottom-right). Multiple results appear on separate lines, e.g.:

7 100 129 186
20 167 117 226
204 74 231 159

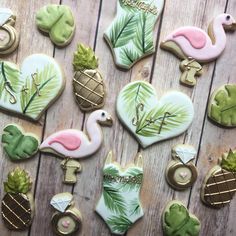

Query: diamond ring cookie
166 144 198 190
0 54 65 121
104 0 164 70
36 4 75 47
161 14 236 86
50 193 82 236
116 81 194 148
73 44 106 111
162 200 201 236
1 168 34 230
0 8 20 55
2 124 39 161
96 151 144 235
201 149 236 208
208 84 236 127
40 110 113 184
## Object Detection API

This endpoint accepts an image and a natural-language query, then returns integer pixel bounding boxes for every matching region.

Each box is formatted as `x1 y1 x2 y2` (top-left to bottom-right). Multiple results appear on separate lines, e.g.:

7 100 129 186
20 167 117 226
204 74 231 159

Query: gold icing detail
104 173 143 184
31 72 41 96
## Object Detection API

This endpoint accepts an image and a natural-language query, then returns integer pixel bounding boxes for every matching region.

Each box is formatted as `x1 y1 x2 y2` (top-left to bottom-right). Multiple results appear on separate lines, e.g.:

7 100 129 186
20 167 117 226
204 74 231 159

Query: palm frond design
136 103 190 137
20 64 61 119
133 12 155 54
106 215 132 234
104 166 119 176
129 198 141 216
103 186 126 215
125 168 143 176
119 46 141 67
107 13 137 48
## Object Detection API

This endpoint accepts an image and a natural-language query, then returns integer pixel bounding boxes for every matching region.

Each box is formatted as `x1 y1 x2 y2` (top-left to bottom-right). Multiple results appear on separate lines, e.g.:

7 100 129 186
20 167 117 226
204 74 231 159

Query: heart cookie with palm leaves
116 81 194 148
0 54 65 121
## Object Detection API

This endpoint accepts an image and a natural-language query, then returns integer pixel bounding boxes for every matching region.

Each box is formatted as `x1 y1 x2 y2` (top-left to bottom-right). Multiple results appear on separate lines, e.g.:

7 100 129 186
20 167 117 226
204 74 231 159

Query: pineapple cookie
1 168 34 230
73 43 106 111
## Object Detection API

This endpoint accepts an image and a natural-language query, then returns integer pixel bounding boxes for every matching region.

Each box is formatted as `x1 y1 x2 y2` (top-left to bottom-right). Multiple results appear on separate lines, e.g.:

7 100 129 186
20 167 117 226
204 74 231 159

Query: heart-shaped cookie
116 81 194 148
0 54 65 121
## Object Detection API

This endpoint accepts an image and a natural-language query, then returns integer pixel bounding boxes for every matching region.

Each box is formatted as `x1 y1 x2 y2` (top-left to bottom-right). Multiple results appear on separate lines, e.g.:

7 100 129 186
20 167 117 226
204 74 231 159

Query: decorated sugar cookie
161 14 236 86
208 84 236 127
50 193 82 235
0 54 65 121
104 0 164 70
96 151 144 235
116 81 194 148
2 124 39 161
162 201 201 236
201 149 236 208
1 168 34 230
166 144 198 190
0 8 20 55
40 110 113 184
36 4 75 47
73 44 106 111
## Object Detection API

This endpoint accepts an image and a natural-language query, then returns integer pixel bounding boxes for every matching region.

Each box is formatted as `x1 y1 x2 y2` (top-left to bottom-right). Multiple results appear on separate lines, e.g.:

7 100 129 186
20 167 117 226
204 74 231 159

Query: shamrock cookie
1 168 34 230
208 84 236 127
36 4 75 47
116 81 194 148
2 124 39 161
161 14 236 86
162 201 201 236
73 44 106 111
166 144 198 190
0 8 20 55
51 193 82 235
201 149 236 208
40 110 113 184
96 151 144 235
0 54 65 121
104 0 164 70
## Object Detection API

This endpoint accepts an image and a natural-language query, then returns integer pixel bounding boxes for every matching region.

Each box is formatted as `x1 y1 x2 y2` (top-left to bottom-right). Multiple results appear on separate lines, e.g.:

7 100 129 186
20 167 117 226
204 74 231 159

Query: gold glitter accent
104 174 143 184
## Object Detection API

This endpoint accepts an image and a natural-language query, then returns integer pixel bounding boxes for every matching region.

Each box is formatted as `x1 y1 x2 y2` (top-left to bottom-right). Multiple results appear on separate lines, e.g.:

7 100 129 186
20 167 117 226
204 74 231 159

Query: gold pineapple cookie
166 144 198 190
1 168 34 230
201 149 236 208
73 44 106 111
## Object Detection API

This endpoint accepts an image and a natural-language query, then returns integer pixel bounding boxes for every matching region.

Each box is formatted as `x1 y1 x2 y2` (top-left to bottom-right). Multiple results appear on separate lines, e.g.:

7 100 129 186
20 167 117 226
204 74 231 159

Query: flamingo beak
100 116 113 126
232 22 236 30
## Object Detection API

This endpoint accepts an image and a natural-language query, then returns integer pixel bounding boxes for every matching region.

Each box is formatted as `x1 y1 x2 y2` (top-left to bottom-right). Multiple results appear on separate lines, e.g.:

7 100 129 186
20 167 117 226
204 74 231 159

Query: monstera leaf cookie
0 54 65 121
208 84 236 127
162 201 201 236
36 4 75 47
116 81 194 148
2 124 39 161
104 0 164 69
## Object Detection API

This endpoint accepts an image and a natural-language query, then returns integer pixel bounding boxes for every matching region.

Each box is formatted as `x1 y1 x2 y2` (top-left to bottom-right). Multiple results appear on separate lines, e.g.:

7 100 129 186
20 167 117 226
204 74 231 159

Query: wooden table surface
0 0 236 235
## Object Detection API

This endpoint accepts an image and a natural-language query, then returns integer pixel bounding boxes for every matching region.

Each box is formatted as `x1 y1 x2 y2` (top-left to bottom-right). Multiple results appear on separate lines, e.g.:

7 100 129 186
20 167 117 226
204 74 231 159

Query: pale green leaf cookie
208 84 236 127
36 4 75 47
2 124 39 161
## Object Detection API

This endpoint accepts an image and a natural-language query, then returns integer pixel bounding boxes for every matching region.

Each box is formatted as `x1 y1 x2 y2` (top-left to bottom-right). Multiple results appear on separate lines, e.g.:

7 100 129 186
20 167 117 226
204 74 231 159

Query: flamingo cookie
40 110 113 184
161 14 236 87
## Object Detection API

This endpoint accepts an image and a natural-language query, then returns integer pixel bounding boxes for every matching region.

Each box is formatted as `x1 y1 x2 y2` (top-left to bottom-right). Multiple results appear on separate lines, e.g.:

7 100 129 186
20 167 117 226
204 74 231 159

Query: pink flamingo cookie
40 110 113 184
161 14 236 87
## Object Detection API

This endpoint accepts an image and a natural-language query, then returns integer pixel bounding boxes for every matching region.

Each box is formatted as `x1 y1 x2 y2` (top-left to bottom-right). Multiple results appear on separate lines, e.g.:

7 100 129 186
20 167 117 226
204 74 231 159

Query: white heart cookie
116 81 194 148
0 54 65 121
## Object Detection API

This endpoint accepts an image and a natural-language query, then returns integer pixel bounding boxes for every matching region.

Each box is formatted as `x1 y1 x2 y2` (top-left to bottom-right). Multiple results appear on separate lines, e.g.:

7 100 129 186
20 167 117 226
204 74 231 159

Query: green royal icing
36 4 75 46
208 84 236 127
163 202 200 236
221 149 236 172
2 124 39 161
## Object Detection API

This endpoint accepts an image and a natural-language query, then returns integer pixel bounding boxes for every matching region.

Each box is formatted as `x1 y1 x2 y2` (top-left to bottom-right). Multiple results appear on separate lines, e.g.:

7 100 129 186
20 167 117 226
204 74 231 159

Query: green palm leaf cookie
208 84 236 127
2 124 39 161
104 0 164 69
36 4 75 47
162 201 201 236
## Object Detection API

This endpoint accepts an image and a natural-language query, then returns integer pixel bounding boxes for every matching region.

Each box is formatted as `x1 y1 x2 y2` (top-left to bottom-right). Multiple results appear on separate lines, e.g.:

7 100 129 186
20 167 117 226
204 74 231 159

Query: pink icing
61 220 70 228
48 133 81 151
173 28 207 49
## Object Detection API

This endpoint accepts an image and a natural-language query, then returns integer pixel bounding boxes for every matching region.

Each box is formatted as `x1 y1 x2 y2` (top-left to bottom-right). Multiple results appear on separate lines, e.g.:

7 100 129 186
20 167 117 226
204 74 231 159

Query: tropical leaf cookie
36 4 75 47
2 124 39 161
208 84 236 127
162 201 201 236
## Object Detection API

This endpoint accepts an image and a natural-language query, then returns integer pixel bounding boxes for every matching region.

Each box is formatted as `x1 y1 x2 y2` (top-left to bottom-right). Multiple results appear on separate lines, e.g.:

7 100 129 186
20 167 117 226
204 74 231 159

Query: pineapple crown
4 167 32 194
73 43 99 71
221 149 236 172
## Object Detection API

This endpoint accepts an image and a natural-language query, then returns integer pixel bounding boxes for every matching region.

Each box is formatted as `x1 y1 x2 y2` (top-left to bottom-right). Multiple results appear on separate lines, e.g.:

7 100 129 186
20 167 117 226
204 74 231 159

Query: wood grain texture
0 0 235 236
